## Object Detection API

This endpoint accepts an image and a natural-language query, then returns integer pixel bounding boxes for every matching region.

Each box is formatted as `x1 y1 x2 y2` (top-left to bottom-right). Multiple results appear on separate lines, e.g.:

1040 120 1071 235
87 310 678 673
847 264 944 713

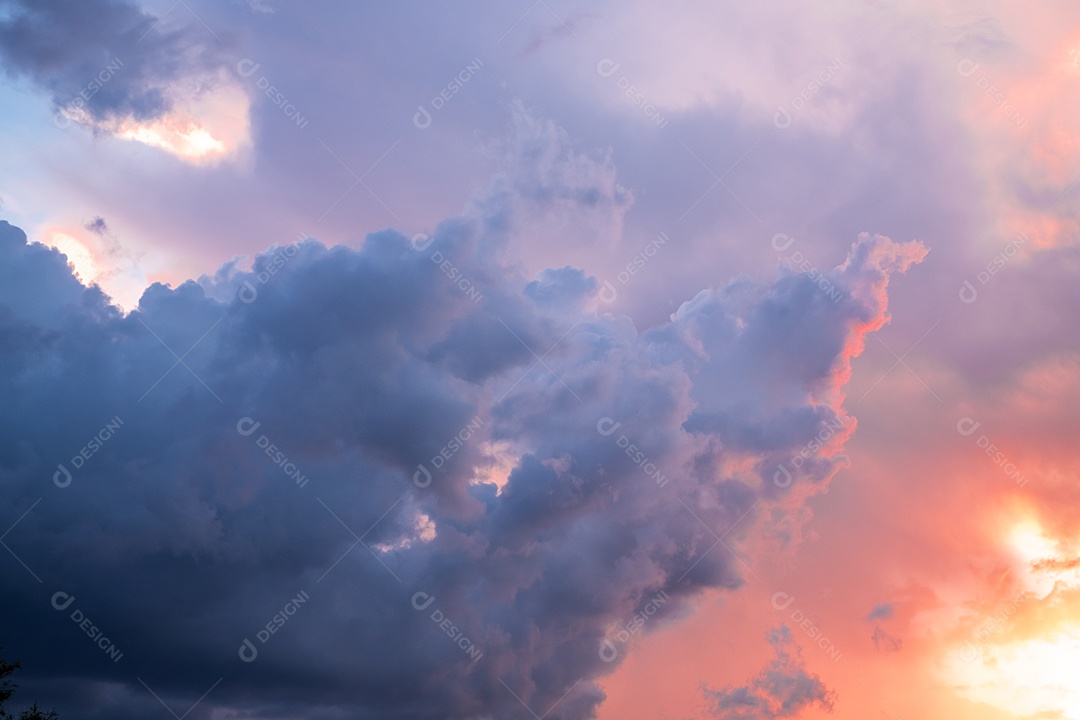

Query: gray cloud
0 0 229 124
0 184 920 719
865 602 893 621
871 625 903 654
83 217 110 236
706 625 836 719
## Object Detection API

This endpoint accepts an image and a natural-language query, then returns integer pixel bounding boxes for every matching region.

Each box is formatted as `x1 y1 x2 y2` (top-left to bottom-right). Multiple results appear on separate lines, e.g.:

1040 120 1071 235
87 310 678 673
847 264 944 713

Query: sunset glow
950 630 1080 719
1 1 1078 719
46 231 98 283
116 119 226 160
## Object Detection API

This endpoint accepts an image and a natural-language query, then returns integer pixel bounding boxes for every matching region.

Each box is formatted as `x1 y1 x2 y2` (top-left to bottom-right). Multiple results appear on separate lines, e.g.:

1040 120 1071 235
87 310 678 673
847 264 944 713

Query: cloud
0 0 248 161
0 0 224 123
83 217 110 236
863 601 903 655
0 163 921 719
870 625 903 654
865 603 894 621
705 625 836 719
521 12 598 56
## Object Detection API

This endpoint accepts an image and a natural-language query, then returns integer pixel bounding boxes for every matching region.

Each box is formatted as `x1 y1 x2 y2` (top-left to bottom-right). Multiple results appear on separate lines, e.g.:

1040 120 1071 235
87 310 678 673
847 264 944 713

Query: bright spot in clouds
1009 520 1080 596
47 231 97 284
945 519 1080 719
950 628 1080 719
374 512 437 553
58 72 250 163
116 118 226 161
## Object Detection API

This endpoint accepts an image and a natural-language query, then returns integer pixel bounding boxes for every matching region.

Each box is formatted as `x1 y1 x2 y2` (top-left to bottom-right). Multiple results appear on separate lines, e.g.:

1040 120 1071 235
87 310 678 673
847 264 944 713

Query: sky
0 1 1079 719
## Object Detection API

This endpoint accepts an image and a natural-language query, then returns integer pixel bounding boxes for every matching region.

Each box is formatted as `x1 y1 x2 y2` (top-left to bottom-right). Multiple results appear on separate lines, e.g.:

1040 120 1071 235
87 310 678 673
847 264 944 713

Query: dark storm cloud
0 193 921 719
0 0 228 124
705 626 836 719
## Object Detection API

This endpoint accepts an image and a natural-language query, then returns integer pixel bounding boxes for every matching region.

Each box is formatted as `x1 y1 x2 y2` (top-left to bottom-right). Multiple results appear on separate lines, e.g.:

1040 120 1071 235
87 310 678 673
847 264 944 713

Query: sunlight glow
946 519 1080 719
56 72 250 164
374 512 437 553
951 628 1080 720
473 440 517 493
48 232 98 284
116 118 227 161
1009 520 1080 596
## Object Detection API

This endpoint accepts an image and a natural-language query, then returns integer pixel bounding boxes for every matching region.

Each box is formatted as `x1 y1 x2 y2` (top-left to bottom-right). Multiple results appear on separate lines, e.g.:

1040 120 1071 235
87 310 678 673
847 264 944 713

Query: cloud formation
0 0 248 162
0 0 225 124
706 625 837 719
0 167 921 720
